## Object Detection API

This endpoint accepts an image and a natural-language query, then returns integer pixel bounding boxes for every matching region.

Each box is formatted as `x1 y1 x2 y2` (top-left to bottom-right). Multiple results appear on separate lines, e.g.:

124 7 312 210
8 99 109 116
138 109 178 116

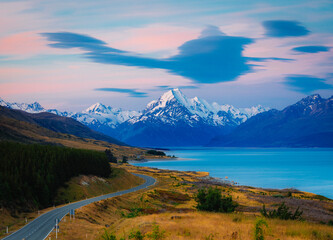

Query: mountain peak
84 102 108 113
297 94 323 107
305 94 321 100
140 88 269 126
148 88 190 111
160 88 185 102
283 94 330 117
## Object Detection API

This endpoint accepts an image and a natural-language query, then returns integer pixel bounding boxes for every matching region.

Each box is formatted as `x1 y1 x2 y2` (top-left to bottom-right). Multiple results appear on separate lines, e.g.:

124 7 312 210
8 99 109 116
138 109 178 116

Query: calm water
132 148 333 199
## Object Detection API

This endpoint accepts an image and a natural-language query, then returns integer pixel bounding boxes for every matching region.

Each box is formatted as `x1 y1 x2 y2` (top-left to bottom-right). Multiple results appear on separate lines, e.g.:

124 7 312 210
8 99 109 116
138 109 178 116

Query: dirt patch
148 189 191 204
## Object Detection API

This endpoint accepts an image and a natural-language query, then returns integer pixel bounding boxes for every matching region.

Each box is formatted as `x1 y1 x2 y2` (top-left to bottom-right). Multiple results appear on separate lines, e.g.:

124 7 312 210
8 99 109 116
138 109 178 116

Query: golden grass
104 212 333 240
54 168 145 204
46 164 333 240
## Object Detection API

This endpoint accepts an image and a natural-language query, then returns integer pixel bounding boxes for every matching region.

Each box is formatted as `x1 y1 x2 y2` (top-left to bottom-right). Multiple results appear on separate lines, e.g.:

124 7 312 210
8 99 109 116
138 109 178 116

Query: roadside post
70 209 75 220
55 218 60 239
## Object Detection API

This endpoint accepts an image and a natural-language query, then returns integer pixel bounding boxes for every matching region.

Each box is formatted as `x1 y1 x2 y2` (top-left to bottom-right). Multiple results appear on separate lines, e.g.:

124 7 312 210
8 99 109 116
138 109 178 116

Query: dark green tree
261 202 303 220
0 141 112 210
105 149 117 163
122 156 128 163
146 150 166 156
195 187 237 213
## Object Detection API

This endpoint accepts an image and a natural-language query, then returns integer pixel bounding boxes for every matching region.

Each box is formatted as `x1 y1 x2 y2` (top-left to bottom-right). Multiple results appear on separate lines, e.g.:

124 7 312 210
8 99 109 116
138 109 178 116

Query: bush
129 229 145 240
254 218 268 240
261 202 303 220
146 224 165 240
102 229 117 240
121 207 143 218
195 187 237 213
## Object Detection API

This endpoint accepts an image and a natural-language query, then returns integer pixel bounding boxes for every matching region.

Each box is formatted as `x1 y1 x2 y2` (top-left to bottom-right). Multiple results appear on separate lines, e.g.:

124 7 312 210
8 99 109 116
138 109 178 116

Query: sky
0 0 333 111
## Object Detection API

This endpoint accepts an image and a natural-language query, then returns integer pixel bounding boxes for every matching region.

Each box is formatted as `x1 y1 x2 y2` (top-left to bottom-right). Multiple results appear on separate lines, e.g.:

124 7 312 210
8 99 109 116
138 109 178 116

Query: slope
0 106 124 146
209 94 333 147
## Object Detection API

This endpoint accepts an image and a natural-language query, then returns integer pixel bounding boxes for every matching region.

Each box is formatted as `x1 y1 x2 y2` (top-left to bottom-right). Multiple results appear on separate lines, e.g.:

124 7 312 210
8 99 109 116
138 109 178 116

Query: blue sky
0 0 332 111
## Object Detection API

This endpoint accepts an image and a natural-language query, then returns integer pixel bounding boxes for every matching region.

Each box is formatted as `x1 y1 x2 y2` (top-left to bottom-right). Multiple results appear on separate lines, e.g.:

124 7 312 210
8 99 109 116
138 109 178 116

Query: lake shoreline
131 148 333 199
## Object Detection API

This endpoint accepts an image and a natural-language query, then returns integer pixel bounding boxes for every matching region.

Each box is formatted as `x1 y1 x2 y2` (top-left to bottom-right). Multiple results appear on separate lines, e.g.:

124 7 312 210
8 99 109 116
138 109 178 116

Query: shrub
146 224 165 240
254 218 268 240
121 207 143 218
195 187 237 213
261 202 303 220
129 229 145 240
102 229 117 240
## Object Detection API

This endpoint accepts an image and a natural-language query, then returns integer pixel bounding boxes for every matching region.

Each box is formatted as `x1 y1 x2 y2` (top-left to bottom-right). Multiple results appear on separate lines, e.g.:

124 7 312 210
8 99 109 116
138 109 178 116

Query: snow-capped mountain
81 103 140 127
116 89 269 146
0 89 269 147
209 94 333 147
0 98 45 113
129 88 268 126
0 98 139 129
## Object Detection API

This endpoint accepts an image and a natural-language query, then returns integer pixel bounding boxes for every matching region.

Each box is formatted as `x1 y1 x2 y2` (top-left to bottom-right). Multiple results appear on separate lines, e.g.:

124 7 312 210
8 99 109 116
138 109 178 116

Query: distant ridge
3 92 332 147
0 106 125 146
208 94 333 147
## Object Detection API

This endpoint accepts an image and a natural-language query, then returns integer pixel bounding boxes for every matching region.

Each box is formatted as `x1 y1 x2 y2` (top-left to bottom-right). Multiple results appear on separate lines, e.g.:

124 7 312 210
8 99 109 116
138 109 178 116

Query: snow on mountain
0 99 45 113
208 94 333 147
46 109 71 117
0 98 139 128
130 88 269 126
0 90 269 144
75 103 140 128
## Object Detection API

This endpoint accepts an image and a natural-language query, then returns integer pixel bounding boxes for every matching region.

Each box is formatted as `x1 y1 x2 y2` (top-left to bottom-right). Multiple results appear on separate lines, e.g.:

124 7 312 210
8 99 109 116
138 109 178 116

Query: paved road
2 173 156 240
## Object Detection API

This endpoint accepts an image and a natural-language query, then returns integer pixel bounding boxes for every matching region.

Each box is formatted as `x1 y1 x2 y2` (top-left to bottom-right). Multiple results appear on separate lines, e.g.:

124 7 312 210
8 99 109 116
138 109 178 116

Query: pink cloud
0 31 86 57
99 24 199 55
0 32 49 56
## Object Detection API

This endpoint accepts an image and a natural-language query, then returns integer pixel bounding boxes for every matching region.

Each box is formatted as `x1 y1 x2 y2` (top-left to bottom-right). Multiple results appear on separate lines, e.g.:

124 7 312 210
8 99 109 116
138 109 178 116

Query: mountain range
0 105 124 146
0 89 268 146
209 94 333 147
1 90 332 147
115 89 268 146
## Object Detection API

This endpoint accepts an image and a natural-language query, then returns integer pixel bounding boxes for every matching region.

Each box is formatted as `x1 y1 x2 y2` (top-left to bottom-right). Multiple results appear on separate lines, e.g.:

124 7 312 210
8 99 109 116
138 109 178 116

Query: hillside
0 166 144 238
0 142 112 210
0 106 124 145
209 94 333 147
48 164 333 240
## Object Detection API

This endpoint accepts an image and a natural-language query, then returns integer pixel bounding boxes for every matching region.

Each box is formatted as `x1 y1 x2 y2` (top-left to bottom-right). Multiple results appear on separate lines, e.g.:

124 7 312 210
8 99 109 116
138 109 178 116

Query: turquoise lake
132 148 333 199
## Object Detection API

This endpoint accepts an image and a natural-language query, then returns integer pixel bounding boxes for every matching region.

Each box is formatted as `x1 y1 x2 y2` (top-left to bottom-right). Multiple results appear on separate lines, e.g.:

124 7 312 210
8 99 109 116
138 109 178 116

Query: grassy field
48 164 333 240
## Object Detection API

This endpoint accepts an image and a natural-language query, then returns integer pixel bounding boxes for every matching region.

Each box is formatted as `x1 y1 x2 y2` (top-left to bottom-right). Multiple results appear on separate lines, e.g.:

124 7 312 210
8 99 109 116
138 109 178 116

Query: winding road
2 173 156 240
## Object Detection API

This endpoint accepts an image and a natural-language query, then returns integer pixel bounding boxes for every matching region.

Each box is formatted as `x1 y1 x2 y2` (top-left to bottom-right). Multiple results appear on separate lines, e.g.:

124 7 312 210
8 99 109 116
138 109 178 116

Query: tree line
0 141 112 210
